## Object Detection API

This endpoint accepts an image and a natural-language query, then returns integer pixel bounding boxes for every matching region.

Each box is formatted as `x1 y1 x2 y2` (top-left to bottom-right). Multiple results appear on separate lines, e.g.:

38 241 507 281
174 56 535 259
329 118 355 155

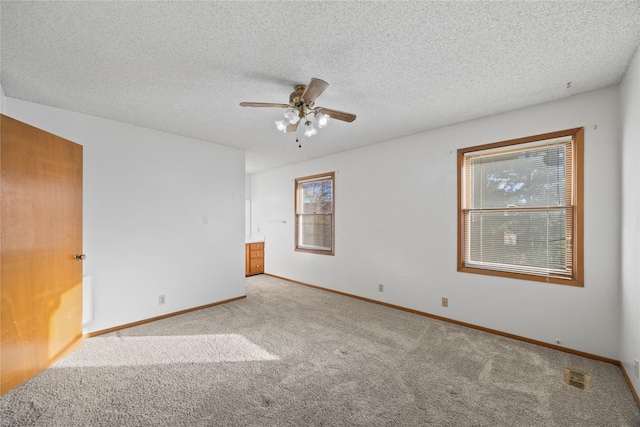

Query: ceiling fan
240 78 356 138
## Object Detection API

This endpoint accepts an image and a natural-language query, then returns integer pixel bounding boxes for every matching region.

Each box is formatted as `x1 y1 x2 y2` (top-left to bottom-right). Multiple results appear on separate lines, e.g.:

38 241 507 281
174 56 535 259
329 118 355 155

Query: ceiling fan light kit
241 78 356 142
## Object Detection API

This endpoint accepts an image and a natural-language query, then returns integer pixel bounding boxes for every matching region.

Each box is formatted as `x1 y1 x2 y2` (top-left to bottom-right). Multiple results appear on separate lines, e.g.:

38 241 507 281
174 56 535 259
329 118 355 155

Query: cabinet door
249 260 264 275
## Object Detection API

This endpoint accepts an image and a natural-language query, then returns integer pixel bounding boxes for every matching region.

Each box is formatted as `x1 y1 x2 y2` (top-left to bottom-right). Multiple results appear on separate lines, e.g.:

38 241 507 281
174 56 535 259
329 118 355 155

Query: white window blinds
462 136 574 279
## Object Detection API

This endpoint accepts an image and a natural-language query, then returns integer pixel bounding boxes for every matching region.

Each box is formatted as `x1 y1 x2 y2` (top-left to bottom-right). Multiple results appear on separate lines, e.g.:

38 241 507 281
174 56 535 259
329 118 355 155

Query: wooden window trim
294 172 335 255
457 128 584 286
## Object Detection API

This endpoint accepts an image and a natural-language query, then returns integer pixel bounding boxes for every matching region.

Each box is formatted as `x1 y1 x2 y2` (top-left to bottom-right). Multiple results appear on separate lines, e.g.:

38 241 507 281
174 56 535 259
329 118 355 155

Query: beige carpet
1 274 639 426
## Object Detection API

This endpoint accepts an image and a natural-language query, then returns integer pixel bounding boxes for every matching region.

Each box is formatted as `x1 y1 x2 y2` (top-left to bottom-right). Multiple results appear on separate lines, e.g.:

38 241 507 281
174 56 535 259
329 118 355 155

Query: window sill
457 265 583 287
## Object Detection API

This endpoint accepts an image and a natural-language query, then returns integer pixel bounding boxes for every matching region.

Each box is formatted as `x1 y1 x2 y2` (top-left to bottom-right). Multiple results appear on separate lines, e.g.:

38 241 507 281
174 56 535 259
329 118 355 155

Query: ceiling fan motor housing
290 85 314 110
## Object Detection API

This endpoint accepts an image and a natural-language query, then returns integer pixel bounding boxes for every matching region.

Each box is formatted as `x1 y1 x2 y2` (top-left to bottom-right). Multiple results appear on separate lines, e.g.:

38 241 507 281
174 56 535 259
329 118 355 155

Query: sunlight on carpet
52 334 280 367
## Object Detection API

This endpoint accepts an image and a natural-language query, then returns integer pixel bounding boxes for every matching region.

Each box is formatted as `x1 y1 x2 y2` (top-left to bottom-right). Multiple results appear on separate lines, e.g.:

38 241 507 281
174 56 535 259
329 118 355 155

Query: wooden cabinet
246 242 264 276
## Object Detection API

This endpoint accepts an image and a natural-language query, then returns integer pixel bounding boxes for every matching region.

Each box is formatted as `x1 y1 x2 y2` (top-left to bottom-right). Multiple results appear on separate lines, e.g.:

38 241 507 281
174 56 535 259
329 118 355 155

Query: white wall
620 47 640 394
245 174 252 199
3 97 246 334
252 86 622 359
0 82 6 113
245 174 252 236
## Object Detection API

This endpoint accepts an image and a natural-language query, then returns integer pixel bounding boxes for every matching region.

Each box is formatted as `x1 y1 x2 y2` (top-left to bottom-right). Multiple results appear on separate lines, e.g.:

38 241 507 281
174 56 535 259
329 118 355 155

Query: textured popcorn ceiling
1 1 639 173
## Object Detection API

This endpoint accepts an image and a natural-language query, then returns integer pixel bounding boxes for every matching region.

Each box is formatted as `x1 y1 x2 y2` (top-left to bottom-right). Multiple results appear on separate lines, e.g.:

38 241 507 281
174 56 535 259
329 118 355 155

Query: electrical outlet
378 284 384 292
635 359 639 378
159 295 166 305
441 297 448 307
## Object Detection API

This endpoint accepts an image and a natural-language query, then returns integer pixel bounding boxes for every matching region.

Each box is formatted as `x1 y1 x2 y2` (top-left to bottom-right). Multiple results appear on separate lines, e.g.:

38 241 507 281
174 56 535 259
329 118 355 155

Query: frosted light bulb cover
304 121 318 137
284 108 300 124
276 119 288 132
316 112 330 128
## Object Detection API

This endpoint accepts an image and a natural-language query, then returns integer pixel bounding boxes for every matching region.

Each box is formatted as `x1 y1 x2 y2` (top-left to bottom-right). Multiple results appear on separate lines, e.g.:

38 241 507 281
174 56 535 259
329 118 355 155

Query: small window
458 128 584 286
295 172 335 255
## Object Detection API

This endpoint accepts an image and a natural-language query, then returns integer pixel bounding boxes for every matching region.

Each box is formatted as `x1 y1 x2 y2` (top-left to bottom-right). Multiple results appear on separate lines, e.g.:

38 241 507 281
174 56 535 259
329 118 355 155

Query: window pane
469 145 566 209
300 179 332 214
467 209 568 273
298 215 332 250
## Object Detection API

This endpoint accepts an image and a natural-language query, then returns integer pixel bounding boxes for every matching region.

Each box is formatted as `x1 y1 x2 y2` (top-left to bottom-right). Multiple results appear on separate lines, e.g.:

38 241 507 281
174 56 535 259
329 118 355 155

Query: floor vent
564 368 590 390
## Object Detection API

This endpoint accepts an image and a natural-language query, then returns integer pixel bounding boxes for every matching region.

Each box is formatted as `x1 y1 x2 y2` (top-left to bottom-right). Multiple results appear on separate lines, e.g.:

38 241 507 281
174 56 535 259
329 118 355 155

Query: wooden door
1 114 83 395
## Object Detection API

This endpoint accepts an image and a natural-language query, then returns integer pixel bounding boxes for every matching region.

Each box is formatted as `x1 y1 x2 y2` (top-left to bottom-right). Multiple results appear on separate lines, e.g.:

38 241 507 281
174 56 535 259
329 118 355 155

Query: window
458 128 584 286
295 172 335 255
